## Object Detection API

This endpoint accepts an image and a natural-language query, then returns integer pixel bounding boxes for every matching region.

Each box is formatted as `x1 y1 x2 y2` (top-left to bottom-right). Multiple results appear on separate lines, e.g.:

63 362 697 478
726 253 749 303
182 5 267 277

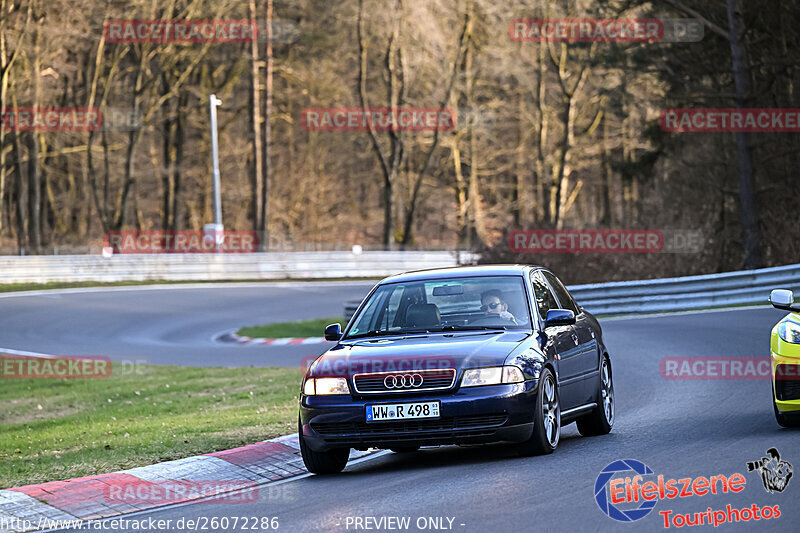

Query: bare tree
725 0 762 268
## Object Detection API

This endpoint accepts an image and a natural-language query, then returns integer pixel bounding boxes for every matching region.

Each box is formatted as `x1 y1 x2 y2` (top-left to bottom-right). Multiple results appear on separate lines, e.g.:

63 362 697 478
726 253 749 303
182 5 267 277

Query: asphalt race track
3 284 797 532
0 282 374 367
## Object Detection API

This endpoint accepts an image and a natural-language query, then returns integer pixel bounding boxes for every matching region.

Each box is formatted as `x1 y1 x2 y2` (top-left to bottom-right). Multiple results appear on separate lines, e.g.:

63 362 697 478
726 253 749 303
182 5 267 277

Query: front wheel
577 355 614 437
518 368 560 456
299 419 349 474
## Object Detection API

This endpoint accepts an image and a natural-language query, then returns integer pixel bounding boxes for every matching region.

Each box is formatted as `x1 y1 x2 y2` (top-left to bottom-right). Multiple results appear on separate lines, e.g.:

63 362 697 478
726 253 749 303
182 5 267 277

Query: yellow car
769 289 800 427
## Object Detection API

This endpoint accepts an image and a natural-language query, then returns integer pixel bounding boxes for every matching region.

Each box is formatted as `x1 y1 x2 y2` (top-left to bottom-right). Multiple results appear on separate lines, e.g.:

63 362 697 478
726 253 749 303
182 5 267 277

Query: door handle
571 333 579 346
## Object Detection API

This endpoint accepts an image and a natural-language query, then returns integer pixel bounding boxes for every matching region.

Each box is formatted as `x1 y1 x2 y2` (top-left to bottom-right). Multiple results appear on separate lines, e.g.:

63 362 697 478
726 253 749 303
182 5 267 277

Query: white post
210 94 223 228
209 94 224 251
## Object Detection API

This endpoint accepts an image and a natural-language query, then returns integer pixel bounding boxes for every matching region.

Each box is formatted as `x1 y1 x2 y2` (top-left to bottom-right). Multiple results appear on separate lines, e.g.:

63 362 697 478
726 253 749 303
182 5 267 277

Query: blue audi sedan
299 265 614 473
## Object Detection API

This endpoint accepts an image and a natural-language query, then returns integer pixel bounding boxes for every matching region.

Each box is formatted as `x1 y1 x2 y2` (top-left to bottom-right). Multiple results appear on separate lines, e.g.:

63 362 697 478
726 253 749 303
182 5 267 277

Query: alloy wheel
542 374 560 447
601 359 614 425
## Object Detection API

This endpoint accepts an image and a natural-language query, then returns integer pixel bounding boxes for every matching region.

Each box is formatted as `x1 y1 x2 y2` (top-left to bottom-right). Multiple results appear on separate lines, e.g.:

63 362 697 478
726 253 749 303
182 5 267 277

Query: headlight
461 366 524 387
778 321 800 344
303 377 350 395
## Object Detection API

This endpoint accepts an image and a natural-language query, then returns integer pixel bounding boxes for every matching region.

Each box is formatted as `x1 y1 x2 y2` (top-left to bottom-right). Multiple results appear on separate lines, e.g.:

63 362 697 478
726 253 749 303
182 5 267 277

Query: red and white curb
0 435 377 533
217 330 331 346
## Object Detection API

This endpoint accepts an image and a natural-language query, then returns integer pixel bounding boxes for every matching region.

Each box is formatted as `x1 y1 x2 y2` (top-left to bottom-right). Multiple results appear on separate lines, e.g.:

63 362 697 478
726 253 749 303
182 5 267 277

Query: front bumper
771 337 800 413
299 381 537 451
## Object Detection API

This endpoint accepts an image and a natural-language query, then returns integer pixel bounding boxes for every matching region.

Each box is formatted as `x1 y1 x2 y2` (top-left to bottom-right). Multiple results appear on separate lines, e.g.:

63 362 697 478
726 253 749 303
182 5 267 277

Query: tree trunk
400 8 470 247
357 0 403 248
161 92 175 230
552 100 571 228
452 134 468 245
115 128 141 229
248 0 263 237
513 90 526 228
84 34 110 234
261 0 274 249
171 94 186 233
725 0 763 268
535 43 548 225
0 0 30 238
0 3 7 237
13 130 26 252
28 33 42 253
9 84 25 251
27 132 41 253
600 113 612 226
114 48 146 230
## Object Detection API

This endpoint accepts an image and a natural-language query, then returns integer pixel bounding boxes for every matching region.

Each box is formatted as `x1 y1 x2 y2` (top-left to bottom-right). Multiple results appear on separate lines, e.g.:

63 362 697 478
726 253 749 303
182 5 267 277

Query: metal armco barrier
0 251 478 283
0 252 795 316
568 263 800 315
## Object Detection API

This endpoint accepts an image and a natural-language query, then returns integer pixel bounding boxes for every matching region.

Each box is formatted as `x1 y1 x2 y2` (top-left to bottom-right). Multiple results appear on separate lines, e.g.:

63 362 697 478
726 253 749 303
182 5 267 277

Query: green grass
0 363 302 489
238 317 345 339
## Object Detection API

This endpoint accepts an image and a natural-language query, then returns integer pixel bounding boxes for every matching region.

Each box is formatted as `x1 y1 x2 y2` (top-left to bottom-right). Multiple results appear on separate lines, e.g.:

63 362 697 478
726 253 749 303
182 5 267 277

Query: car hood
309 331 532 378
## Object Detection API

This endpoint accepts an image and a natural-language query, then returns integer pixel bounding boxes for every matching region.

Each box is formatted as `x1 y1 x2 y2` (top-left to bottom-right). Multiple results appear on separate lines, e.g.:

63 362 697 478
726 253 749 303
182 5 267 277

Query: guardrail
569 263 800 315
0 251 479 284
2 252 795 316
343 263 800 320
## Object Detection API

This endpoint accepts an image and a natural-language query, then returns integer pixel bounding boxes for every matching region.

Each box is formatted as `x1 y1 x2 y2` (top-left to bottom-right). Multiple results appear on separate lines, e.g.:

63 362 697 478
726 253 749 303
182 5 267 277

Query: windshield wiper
345 330 400 339
345 329 431 339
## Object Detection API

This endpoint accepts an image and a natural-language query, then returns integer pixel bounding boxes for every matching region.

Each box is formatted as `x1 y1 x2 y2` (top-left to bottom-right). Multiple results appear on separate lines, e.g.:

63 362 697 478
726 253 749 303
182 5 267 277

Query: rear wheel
577 356 614 437
299 419 349 474
518 368 560 456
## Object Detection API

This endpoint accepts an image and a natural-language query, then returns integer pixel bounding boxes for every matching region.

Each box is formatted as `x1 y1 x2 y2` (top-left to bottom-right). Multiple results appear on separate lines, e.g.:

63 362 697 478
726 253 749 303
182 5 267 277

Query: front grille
776 364 800 401
353 368 456 394
312 414 508 436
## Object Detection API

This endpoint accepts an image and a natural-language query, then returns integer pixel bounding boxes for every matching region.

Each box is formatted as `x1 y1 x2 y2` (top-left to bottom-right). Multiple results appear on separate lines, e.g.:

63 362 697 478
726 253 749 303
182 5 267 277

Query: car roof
380 264 543 284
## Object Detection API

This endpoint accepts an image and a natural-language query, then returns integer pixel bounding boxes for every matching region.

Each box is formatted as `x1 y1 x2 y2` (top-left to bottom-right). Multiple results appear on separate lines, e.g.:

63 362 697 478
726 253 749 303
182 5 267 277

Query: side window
530 271 559 320
385 286 405 328
351 285 405 333
542 271 580 315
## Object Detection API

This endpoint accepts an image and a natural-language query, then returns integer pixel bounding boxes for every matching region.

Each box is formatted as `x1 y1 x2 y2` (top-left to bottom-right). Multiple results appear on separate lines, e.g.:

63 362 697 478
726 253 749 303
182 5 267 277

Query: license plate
365 401 440 422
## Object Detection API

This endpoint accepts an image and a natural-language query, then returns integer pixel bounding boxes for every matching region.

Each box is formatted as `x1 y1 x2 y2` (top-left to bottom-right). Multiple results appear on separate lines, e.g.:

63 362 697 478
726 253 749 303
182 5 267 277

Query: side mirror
544 309 576 328
324 323 343 341
770 289 798 311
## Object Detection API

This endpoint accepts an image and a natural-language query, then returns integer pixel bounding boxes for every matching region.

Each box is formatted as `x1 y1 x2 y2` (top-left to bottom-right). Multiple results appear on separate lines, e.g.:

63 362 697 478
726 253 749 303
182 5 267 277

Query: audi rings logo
383 373 424 389
595 459 658 522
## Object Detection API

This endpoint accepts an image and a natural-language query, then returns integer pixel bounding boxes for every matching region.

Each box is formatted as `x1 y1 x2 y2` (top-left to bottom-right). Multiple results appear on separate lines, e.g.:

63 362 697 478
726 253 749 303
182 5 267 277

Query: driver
480 290 517 324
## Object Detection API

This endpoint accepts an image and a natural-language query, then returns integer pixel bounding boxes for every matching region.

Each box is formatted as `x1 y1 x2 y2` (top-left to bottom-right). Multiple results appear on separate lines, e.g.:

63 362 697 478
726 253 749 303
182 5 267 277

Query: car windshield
344 275 532 338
